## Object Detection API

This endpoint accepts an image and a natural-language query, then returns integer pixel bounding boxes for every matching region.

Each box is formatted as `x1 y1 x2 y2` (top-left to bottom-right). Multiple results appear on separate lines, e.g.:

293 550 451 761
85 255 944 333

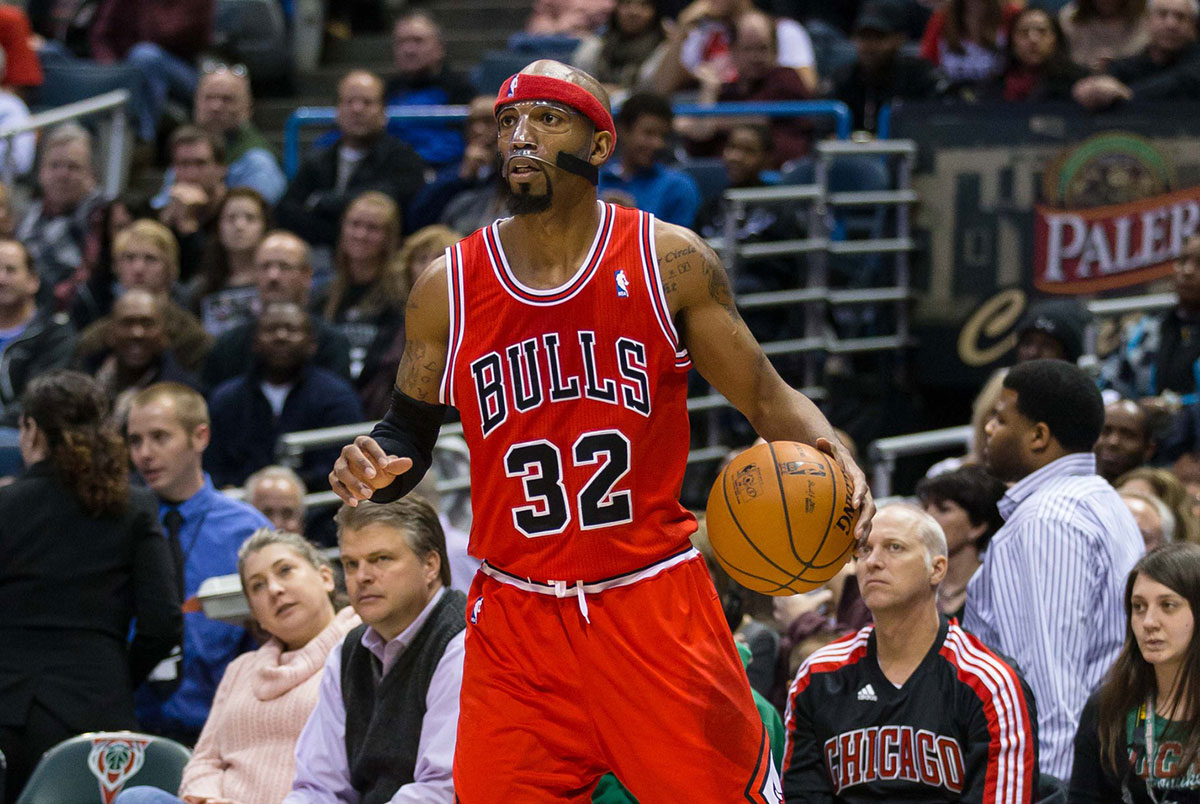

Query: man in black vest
286 496 464 804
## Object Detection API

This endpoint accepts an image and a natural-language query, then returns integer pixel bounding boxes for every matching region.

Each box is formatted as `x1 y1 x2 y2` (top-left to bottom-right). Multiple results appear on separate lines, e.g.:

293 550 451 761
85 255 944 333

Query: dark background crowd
0 0 1199 801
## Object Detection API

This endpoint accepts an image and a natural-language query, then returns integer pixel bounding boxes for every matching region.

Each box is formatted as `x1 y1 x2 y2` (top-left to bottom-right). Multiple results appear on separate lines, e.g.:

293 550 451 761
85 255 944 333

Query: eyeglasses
200 60 249 79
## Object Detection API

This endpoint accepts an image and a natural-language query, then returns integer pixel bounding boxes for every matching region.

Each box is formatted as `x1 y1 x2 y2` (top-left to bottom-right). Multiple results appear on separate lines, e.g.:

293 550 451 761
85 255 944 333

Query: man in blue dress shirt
126 381 271 745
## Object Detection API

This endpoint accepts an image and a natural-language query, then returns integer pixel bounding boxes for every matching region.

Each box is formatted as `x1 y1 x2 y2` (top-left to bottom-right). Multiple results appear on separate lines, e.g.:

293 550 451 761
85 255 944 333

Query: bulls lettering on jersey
442 202 696 581
783 619 1038 804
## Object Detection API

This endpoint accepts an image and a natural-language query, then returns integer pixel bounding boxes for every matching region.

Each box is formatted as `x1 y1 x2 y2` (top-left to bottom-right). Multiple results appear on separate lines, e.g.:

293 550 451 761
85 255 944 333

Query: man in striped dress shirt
965 359 1144 781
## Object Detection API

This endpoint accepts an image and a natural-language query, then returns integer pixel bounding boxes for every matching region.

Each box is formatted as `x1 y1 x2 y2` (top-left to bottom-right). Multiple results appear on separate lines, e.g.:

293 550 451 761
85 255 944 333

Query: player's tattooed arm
394 254 451 404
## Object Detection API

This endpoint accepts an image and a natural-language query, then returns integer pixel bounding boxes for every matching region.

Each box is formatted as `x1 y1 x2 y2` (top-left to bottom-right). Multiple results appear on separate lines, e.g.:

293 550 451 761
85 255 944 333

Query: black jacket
201 314 353 390
0 309 77 426
0 463 182 732
1110 42 1200 101
276 134 427 247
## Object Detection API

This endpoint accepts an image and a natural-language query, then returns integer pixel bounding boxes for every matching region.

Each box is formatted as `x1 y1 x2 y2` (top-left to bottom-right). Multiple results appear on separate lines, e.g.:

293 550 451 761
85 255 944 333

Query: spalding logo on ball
705 441 858 596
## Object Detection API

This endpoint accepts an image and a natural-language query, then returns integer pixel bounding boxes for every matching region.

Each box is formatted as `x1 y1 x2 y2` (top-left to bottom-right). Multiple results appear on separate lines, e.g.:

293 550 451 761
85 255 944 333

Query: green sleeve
592 773 638 803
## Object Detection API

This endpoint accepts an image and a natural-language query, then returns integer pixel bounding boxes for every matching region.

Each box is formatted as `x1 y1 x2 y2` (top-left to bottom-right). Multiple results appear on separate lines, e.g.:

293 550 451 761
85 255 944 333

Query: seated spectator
987 6 1089 101
1121 490 1177 549
407 96 497 232
315 192 405 385
571 0 669 91
1115 466 1200 543
655 0 819 94
357 224 461 417
1060 0 1151 72
1070 543 1200 801
17 123 104 302
187 188 269 336
915 465 1006 621
160 126 229 281
0 5 43 97
966 359 1144 779
153 64 286 209
0 239 76 427
245 465 308 535
832 0 939 134
1102 233 1200 400
206 301 364 490
84 289 202 413
677 10 812 165
1015 297 1089 364
202 231 353 389
114 530 360 804
782 504 1038 798
919 0 1023 93
0 50 35 177
87 0 213 142
385 13 477 170
1073 0 1200 109
69 194 144 327
285 497 463 803
0 371 180 802
694 124 800 339
599 92 702 227
1096 398 1157 484
75 219 212 373
127 382 271 745
278 70 426 252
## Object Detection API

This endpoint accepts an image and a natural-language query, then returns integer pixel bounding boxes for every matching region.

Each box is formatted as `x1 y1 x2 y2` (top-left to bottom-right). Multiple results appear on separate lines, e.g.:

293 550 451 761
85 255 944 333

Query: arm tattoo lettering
396 341 440 402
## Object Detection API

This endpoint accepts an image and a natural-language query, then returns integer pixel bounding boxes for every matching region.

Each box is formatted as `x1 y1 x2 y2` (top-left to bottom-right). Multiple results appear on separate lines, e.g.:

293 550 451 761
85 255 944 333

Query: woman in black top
915 465 1006 623
0 371 181 803
1070 543 1200 802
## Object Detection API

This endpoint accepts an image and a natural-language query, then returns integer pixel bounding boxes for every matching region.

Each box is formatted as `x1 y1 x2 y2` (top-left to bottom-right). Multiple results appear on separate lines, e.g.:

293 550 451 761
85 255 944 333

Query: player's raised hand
815 436 874 540
329 436 412 507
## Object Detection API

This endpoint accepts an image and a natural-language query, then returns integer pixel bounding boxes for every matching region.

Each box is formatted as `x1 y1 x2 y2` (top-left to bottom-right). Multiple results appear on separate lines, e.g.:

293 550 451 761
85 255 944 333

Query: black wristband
367 387 447 504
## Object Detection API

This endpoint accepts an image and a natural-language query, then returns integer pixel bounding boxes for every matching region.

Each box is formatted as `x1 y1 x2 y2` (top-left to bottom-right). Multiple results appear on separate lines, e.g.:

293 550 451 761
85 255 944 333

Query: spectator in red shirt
0 5 42 94
920 0 1023 92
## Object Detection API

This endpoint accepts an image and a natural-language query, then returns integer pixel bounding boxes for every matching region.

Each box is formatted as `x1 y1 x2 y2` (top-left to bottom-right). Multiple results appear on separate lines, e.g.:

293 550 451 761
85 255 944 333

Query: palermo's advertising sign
1034 187 1200 293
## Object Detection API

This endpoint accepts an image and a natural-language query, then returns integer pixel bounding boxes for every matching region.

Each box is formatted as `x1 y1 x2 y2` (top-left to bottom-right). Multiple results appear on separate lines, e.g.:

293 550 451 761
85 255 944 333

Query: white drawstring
552 580 591 624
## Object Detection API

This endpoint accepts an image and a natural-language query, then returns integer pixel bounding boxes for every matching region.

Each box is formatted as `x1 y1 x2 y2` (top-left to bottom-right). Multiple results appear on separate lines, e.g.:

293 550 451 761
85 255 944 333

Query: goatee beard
505 174 553 216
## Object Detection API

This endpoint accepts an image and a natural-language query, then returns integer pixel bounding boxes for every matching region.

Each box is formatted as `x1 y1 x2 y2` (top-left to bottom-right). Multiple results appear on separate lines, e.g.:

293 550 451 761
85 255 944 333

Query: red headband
494 73 617 144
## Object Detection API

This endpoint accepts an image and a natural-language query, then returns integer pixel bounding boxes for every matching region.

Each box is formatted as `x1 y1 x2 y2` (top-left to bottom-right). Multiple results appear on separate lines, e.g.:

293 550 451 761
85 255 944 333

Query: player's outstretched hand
329 436 413 507
815 436 874 540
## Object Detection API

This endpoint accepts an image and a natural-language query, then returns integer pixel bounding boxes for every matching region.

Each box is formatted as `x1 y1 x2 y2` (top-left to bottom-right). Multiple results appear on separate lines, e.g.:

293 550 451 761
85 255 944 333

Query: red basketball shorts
452 549 781 803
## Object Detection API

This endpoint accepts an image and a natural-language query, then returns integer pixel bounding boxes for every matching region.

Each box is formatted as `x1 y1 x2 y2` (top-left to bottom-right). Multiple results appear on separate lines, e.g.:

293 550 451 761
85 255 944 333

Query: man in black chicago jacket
782 504 1039 803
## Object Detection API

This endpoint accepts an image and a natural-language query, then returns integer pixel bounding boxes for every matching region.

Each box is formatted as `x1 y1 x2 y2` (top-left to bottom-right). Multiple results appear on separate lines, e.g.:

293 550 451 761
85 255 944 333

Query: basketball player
329 59 874 802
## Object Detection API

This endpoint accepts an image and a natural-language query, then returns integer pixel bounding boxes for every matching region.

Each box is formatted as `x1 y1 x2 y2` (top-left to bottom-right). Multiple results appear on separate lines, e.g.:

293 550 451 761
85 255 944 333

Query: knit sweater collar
253 607 360 701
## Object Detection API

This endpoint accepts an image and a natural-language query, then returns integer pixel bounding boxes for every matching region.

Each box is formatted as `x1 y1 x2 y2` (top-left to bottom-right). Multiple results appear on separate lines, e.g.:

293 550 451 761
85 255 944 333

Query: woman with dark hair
0 370 181 803
68 193 145 328
920 0 1023 90
571 0 670 90
1070 543 1200 801
915 465 1007 622
990 6 1089 101
188 187 270 336
1059 0 1150 71
313 191 407 385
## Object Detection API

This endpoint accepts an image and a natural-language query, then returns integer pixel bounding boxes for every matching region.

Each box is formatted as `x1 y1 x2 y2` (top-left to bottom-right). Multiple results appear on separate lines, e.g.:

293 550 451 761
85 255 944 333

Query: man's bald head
517 60 612 115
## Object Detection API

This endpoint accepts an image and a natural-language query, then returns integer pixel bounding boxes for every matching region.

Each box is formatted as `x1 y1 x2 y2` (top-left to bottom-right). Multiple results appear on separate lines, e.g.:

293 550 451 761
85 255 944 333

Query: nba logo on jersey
615 269 630 298
470 596 483 624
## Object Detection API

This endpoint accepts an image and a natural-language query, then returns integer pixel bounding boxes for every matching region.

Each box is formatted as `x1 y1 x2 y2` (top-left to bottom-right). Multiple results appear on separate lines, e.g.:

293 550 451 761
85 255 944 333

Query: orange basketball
705 441 859 596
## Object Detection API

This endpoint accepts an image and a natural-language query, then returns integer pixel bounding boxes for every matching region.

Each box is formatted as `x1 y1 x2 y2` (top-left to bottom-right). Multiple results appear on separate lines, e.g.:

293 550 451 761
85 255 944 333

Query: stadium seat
32 63 142 114
213 0 292 92
471 50 538 95
679 157 729 208
506 32 581 60
804 19 858 80
15 732 191 804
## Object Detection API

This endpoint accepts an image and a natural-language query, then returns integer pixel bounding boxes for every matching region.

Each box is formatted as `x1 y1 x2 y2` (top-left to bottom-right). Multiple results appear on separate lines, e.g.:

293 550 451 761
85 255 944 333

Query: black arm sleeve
368 386 447 504
128 493 183 684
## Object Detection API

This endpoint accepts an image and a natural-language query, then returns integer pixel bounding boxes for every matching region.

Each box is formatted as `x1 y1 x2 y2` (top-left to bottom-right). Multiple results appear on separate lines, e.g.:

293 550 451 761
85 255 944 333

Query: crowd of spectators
0 0 1198 802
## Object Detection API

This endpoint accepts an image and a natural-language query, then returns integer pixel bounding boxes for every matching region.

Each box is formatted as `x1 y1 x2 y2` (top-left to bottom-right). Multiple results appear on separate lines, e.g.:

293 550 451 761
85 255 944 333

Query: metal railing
0 90 130 194
283 100 854 177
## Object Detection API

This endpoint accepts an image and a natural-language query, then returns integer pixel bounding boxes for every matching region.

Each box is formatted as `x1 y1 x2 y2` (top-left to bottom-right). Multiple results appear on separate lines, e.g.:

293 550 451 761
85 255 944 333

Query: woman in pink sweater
117 530 360 804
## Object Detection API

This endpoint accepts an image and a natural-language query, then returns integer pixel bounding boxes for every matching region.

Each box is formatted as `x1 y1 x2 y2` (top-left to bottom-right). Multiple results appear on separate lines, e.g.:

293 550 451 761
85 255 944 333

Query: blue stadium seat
507 32 581 60
471 51 538 95
213 0 292 90
679 157 729 208
32 63 142 114
15 732 190 804
804 19 858 79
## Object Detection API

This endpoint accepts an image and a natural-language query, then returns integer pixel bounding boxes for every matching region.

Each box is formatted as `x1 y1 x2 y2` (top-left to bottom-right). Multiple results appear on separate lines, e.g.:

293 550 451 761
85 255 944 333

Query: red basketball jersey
442 202 697 581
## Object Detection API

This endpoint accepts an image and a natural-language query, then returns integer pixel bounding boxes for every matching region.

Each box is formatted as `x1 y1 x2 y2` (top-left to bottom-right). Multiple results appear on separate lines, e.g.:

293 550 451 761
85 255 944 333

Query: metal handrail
1086 292 1176 317
283 99 854 177
868 425 973 498
0 89 129 193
